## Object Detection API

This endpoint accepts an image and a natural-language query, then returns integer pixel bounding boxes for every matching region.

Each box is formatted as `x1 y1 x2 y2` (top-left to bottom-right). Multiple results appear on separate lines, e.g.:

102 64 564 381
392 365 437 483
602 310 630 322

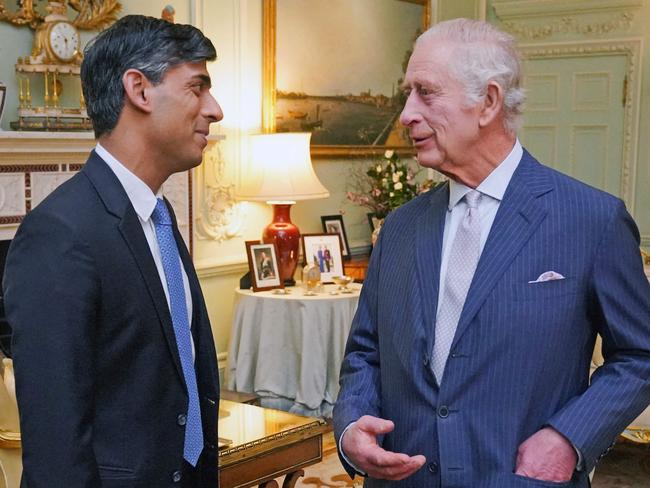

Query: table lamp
239 133 329 286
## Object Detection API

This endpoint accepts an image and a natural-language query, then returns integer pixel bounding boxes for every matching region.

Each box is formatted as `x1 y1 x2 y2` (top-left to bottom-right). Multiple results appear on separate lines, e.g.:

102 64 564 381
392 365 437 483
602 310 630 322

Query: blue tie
151 198 203 466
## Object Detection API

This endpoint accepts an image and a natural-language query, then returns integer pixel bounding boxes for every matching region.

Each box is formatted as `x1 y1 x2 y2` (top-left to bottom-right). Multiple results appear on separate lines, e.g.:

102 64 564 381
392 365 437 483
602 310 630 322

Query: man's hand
515 427 577 483
341 415 426 480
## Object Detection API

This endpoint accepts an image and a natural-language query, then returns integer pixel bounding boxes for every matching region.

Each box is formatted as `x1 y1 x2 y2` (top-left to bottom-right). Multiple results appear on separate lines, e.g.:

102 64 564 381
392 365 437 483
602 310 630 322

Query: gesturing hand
341 415 426 480
515 427 577 483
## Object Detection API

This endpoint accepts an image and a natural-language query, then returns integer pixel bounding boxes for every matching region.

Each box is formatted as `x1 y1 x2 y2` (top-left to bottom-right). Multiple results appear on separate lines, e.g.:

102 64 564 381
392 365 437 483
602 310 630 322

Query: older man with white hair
333 18 650 487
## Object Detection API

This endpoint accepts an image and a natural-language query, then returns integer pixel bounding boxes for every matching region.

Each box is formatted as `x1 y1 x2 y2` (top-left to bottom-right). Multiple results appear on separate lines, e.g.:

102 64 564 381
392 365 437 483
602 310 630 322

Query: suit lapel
414 184 449 354
82 153 185 386
450 152 553 350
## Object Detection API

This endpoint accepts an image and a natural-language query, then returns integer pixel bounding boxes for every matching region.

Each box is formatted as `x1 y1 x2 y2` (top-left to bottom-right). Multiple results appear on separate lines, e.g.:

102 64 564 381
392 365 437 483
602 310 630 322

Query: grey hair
81 15 216 138
417 18 525 133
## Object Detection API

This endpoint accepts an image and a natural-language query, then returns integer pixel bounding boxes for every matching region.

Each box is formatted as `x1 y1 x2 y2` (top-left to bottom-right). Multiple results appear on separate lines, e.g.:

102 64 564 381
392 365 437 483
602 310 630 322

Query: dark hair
81 15 217 138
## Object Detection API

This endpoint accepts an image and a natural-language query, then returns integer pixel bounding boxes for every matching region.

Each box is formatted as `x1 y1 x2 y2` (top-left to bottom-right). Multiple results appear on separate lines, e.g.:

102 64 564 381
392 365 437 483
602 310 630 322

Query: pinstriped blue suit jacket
333 150 650 487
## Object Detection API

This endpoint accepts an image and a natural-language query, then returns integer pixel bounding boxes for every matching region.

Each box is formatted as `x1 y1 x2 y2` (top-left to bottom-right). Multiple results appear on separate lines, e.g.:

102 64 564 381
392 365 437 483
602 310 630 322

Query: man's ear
122 69 154 114
478 81 504 128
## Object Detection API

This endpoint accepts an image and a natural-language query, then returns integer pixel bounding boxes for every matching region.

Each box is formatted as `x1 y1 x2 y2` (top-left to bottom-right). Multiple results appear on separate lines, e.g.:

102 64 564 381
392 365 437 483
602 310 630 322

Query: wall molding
195 257 248 279
501 11 635 40
520 38 643 214
492 0 642 20
0 131 94 158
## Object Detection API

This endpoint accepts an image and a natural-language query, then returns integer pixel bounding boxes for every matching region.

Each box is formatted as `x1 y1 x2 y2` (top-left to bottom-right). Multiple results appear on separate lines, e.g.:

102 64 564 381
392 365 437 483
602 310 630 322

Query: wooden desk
219 400 327 488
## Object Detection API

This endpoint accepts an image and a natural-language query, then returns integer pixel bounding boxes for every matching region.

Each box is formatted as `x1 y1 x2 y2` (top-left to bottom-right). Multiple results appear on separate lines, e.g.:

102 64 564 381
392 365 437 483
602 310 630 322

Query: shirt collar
448 139 522 210
95 143 162 222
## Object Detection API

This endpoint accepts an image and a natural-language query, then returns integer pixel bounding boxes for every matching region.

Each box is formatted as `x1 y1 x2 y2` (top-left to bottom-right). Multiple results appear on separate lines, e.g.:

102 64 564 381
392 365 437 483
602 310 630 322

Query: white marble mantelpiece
0 130 225 247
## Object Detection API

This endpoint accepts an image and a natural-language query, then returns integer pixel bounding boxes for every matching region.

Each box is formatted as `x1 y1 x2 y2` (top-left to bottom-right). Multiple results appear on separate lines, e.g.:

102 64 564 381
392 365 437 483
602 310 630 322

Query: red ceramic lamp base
262 203 300 286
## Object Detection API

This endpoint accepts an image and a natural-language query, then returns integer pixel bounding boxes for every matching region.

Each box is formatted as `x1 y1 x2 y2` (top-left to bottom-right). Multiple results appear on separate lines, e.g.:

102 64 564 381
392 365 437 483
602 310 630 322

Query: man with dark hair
3 15 223 488
334 18 650 487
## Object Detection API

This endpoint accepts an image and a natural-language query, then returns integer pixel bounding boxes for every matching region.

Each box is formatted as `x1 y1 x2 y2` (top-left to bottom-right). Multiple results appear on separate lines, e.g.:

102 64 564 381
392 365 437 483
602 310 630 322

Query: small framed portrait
0 84 6 127
367 213 383 232
320 214 350 259
301 233 344 283
245 240 283 292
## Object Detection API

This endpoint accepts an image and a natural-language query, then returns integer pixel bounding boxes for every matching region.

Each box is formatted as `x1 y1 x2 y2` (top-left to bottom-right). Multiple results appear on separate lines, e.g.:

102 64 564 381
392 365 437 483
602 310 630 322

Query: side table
227 283 361 417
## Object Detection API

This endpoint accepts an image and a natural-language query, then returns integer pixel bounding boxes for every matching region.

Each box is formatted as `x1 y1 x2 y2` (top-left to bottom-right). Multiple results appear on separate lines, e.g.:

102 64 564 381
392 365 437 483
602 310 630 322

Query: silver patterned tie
432 190 482 383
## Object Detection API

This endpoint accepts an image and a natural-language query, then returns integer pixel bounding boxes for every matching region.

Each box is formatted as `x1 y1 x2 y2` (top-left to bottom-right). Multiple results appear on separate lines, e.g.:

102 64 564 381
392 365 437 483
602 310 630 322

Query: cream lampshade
238 133 329 285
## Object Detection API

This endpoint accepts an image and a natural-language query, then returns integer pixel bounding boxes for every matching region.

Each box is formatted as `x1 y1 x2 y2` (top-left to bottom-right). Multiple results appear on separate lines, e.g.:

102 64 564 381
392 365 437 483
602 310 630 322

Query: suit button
172 470 182 483
177 414 187 426
428 461 439 474
423 355 429 366
438 406 449 418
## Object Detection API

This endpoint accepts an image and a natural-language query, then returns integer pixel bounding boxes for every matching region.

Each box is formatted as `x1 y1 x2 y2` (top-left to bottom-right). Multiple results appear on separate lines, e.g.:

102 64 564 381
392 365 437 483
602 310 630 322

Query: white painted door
520 54 627 198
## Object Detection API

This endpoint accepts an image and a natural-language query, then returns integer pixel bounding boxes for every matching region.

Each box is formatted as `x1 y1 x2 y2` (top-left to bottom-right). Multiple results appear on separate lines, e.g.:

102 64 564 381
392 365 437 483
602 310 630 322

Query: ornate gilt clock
0 0 121 130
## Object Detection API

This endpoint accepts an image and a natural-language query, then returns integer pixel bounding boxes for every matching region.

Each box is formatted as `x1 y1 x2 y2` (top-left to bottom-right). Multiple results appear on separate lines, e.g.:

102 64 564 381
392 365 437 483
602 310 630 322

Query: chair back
0 358 22 488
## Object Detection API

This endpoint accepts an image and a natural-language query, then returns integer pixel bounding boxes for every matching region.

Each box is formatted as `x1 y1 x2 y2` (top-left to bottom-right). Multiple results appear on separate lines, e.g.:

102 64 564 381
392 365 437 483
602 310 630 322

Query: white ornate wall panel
193 140 246 243
30 172 75 209
0 174 26 217
492 0 642 41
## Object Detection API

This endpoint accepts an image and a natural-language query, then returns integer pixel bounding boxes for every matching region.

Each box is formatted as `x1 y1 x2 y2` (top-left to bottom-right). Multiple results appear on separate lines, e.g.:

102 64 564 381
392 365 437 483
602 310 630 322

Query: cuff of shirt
339 422 367 476
572 442 584 472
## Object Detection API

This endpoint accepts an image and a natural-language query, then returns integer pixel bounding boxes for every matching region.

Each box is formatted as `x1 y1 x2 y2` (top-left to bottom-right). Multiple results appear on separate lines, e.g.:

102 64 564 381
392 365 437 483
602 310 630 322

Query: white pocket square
528 271 565 284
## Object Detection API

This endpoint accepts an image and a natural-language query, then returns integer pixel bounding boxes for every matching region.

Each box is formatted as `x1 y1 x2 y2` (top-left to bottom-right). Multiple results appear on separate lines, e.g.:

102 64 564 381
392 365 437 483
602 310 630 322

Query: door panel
521 55 626 197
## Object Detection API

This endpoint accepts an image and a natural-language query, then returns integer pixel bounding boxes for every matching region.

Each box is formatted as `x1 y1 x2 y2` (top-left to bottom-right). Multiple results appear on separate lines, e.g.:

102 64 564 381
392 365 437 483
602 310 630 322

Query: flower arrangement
346 150 436 218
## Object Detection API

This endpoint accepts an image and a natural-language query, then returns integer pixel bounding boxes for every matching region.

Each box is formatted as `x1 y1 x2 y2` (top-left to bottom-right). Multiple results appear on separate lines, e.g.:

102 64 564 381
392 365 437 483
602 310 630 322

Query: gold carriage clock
0 0 121 131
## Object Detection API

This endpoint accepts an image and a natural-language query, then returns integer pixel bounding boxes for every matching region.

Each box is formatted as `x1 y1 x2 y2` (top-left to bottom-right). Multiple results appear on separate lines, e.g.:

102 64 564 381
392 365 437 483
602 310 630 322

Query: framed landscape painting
262 0 430 157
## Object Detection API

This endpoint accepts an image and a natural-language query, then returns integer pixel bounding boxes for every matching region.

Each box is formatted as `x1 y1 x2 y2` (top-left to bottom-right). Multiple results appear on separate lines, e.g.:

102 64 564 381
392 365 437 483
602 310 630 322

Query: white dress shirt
95 144 194 356
437 140 522 305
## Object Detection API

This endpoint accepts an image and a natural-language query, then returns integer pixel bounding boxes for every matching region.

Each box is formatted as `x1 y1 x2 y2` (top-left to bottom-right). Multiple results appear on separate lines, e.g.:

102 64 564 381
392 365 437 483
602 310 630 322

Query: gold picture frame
0 84 6 127
262 0 430 158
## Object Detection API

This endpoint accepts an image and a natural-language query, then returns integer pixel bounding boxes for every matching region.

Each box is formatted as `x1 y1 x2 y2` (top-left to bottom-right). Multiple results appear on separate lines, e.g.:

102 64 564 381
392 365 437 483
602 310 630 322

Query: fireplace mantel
0 131 225 246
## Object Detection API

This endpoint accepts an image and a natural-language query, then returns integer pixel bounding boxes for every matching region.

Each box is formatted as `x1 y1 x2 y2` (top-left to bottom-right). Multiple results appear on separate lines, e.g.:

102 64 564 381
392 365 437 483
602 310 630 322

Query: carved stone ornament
195 142 246 242
502 12 634 40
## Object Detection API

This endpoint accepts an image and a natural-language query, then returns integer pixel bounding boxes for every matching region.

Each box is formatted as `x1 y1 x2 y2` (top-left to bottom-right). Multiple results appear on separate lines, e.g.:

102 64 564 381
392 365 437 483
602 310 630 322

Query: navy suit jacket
334 151 650 487
3 152 220 488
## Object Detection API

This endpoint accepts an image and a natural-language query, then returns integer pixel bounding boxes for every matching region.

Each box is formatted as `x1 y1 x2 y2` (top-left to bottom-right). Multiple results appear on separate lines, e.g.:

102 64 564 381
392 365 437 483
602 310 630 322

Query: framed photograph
245 240 284 292
262 0 430 157
0 84 6 127
321 214 350 259
301 233 344 283
367 213 383 233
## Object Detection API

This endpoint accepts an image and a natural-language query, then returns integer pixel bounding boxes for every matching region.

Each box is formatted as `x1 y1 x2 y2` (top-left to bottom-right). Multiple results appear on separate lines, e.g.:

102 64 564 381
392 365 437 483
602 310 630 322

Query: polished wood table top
218 400 328 488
